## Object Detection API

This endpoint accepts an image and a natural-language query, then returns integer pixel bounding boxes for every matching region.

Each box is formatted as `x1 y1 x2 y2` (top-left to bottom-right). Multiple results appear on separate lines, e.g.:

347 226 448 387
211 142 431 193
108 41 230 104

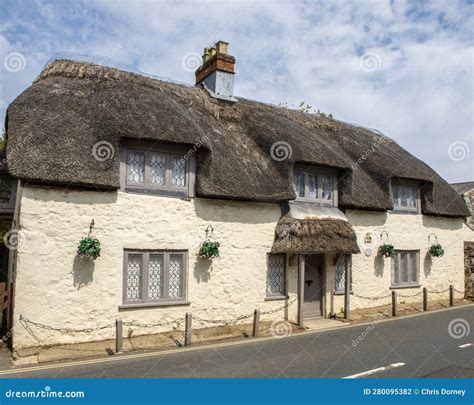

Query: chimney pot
215 41 229 55
195 40 236 102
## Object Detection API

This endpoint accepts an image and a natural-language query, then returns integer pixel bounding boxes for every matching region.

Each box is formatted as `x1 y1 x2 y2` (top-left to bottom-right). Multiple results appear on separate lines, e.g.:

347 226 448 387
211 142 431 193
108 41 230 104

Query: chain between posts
19 315 114 333
19 299 297 332
353 285 461 300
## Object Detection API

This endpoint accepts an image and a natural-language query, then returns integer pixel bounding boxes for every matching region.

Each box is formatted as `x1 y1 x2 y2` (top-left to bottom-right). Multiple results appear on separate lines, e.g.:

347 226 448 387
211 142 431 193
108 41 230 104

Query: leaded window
126 149 188 192
292 167 337 205
124 250 187 304
266 254 286 297
392 184 418 212
391 250 419 287
335 254 352 292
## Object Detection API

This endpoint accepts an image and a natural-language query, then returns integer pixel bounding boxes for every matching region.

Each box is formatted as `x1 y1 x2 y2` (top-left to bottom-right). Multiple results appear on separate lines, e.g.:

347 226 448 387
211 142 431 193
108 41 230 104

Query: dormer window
120 141 196 198
292 166 338 206
391 180 419 213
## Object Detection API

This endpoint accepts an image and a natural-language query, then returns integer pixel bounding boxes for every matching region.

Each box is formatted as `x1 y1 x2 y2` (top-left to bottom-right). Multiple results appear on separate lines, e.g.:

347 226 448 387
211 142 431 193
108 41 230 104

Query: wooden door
303 254 324 318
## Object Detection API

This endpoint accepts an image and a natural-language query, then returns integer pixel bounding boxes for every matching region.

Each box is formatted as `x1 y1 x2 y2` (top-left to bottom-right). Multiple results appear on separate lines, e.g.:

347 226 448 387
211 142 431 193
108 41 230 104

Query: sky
0 0 472 183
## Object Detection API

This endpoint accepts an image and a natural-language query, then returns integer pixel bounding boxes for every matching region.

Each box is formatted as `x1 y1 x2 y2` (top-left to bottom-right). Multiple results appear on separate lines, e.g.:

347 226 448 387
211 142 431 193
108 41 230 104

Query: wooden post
330 290 335 319
115 319 122 354
298 254 305 327
391 290 397 317
423 287 428 311
449 285 454 307
344 259 351 320
252 309 260 337
185 312 192 346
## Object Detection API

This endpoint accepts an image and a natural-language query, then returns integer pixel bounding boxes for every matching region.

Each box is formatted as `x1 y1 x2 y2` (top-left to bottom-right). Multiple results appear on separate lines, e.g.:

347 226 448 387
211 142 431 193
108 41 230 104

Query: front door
303 254 324 319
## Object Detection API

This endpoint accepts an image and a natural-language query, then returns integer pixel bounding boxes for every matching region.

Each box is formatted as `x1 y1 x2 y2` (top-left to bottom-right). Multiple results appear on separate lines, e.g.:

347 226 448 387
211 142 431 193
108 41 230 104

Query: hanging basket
428 233 444 257
199 225 220 259
429 243 445 257
199 240 220 259
378 243 395 258
77 220 101 260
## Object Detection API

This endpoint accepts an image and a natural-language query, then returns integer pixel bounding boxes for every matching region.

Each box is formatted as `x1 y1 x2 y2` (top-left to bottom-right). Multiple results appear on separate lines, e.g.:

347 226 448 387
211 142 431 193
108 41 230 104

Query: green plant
429 243 445 257
379 243 395 258
77 236 101 259
199 240 220 259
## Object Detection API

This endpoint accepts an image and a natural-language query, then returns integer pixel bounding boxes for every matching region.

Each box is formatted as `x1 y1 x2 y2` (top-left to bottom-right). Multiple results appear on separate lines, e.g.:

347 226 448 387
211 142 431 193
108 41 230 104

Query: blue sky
0 0 472 183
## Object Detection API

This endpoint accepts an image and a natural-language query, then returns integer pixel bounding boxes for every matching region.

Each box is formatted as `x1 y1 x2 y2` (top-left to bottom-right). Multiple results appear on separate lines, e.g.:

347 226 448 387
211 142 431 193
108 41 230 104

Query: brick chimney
195 41 237 102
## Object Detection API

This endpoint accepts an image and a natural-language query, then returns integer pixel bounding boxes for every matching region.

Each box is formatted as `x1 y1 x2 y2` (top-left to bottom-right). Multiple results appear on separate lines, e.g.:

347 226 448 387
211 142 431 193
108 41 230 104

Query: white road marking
458 343 472 348
343 362 406 379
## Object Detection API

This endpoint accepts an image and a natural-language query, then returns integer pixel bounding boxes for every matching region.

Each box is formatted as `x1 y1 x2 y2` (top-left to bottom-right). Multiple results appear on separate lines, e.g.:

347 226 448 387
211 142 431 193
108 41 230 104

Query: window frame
265 253 287 300
120 140 196 198
334 254 352 294
390 179 420 214
291 165 338 206
390 250 420 288
121 249 189 308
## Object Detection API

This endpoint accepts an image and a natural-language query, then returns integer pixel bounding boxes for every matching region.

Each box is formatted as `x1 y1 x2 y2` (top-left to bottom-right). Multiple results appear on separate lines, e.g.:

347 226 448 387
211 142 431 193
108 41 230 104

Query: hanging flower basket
77 236 101 260
379 243 395 258
429 243 445 257
199 240 220 259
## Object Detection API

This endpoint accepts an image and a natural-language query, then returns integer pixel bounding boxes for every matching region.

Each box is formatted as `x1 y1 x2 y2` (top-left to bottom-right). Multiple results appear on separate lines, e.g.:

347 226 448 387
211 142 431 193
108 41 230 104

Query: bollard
115 319 122 354
252 309 260 338
185 312 192 346
391 290 397 317
449 285 454 307
423 288 428 311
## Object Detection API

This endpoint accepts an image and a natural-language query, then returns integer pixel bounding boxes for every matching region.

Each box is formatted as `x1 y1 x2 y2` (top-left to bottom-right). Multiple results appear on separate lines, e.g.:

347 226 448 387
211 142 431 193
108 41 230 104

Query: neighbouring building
451 181 474 297
3 41 473 353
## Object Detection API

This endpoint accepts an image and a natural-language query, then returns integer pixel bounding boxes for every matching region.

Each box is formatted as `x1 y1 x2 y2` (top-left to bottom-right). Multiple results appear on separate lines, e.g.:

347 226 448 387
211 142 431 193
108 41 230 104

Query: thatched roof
451 182 474 195
272 217 360 254
4 59 469 217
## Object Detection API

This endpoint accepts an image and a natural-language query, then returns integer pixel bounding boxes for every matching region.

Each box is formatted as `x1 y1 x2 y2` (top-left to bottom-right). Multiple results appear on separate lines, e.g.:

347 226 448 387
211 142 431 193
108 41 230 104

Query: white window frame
120 140 196 198
266 253 287 299
292 166 338 206
391 180 420 214
391 250 420 288
122 249 189 307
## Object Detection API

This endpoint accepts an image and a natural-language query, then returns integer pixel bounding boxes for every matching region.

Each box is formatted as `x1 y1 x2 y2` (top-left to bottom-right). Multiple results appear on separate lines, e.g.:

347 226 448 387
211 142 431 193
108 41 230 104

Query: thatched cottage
3 41 473 350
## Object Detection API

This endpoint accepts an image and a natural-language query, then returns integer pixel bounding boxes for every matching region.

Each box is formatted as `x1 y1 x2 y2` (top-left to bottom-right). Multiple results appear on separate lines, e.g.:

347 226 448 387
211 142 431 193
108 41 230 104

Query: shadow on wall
193 257 212 283
193 198 280 224
347 211 388 227
422 215 463 231
424 252 432 277
72 255 94 289
374 254 384 277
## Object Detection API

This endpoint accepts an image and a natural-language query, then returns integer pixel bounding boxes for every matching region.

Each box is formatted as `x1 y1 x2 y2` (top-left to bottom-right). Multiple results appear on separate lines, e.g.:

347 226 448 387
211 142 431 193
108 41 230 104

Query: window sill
389 210 419 215
124 187 189 200
333 290 353 296
390 285 420 290
265 295 289 301
119 301 191 310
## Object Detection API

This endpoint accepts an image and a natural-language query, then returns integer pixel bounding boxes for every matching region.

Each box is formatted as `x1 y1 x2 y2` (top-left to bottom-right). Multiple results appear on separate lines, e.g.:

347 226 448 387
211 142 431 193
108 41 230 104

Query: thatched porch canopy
271 217 360 254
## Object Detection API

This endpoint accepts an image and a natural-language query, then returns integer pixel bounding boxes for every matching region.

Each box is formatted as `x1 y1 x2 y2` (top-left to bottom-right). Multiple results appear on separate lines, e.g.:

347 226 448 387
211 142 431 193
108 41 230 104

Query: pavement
0 305 472 378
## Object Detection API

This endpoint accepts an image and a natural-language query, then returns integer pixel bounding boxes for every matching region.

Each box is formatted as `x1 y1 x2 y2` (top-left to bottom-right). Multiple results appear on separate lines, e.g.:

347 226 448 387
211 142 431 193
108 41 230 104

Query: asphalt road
1 305 472 378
